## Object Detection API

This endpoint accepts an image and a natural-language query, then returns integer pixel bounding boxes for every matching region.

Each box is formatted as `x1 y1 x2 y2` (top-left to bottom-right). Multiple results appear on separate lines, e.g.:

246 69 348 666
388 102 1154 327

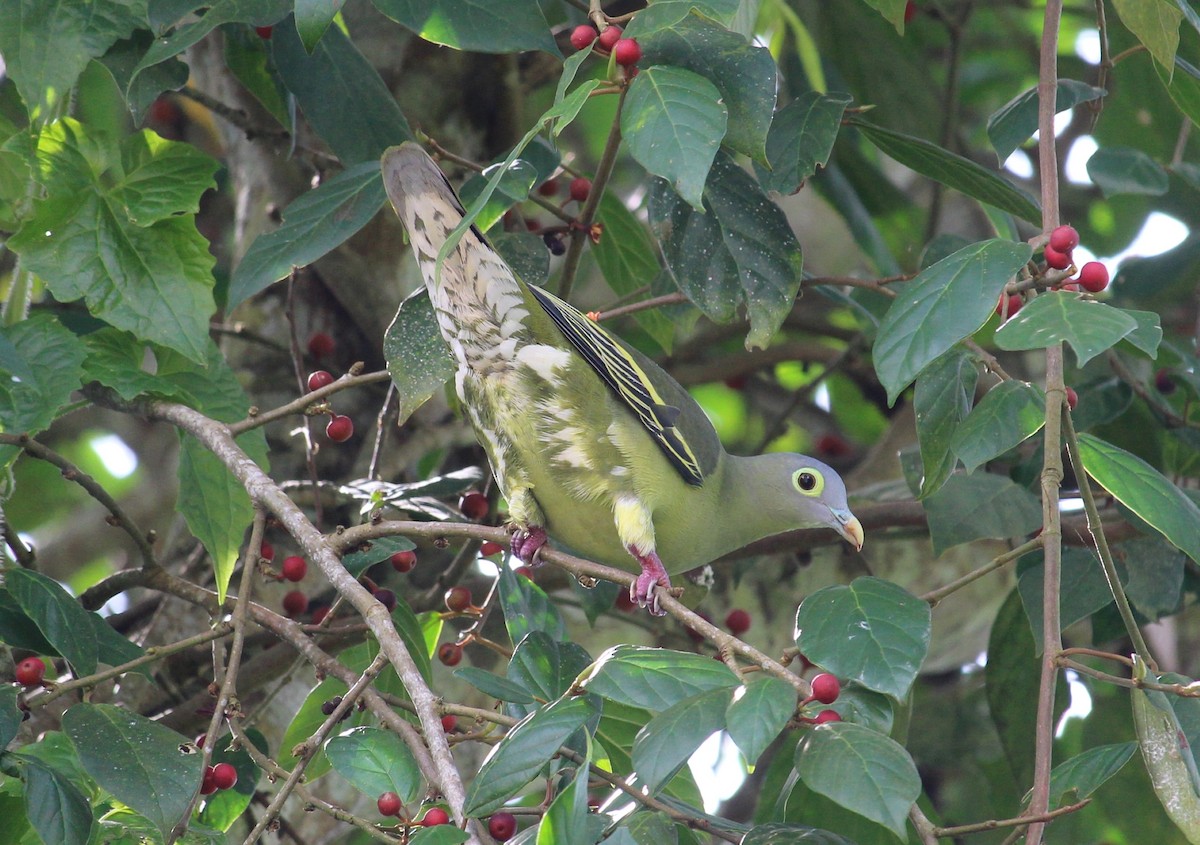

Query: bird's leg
626 545 670 617
510 525 548 565
506 488 548 565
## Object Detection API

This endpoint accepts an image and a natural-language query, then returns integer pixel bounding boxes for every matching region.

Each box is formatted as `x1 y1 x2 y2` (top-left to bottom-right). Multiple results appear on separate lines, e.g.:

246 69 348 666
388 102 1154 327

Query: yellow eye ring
793 468 825 497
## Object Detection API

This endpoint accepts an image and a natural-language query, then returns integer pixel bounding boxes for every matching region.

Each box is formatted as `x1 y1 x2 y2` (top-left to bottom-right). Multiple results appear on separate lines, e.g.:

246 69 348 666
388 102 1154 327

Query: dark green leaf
497 561 566 645
633 687 732 793
795 723 920 837
1018 548 1117 648
63 703 203 837
612 811 679 845
913 348 977 497
579 645 741 710
951 381 1046 473
7 569 98 676
595 193 674 353
493 232 550 287
21 758 94 845
859 0 909 30
1087 146 1170 197
987 80 1106 163
1120 308 1164 359
372 0 557 54
90 611 148 675
622 66 726 210
725 676 796 764
0 685 21 750
828 684 895 734
756 92 852 194
341 535 416 578
295 0 345 51
852 120 1041 223
228 163 386 308
463 695 595 817
384 288 456 426
794 577 930 700
1047 742 1137 807
874 239 1032 404
391 591 436 684
280 675 348 779
1078 433 1200 564
1120 537 1186 619
458 158 538 232
223 26 292 127
986 589 1042 786
922 473 1042 555
538 756 594 845
0 588 56 653
626 0 740 37
96 31 191 123
0 314 86 465
508 631 592 710
80 329 178 402
455 667 537 705
741 823 857 845
326 726 423 804
409 825 471 845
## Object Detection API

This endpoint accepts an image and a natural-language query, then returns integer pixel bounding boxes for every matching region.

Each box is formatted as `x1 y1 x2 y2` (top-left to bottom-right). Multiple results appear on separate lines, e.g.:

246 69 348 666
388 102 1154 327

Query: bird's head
742 453 864 551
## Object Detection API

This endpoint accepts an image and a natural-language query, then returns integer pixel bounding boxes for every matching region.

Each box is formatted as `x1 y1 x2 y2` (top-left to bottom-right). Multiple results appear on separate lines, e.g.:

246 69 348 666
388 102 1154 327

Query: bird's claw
631 572 669 617
509 526 548 566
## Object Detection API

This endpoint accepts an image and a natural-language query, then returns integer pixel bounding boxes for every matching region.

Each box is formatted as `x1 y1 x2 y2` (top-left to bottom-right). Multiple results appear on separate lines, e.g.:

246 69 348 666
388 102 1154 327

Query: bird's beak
831 508 864 551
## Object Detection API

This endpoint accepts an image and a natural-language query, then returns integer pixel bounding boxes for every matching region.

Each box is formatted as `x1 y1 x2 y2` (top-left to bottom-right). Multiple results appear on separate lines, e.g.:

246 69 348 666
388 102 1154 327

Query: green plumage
382 144 863 614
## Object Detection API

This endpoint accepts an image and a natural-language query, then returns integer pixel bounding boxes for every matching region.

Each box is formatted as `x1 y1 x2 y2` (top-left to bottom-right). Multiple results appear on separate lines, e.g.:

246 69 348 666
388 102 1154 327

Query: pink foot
627 546 670 617
510 526 548 565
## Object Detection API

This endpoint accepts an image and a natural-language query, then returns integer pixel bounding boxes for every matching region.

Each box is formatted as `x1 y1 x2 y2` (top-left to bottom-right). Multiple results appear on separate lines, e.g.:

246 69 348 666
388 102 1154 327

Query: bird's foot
510 525 548 566
627 546 670 617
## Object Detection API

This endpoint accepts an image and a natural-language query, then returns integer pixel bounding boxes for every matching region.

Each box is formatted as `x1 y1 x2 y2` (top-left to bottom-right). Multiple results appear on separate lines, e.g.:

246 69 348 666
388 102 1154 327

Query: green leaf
874 239 1032 404
633 687 732 793
0 313 86 464
458 158 538 233
538 749 594 845
497 560 566 645
0 588 56 653
341 535 416 578
21 758 94 845
1120 308 1164 359
228 163 386 308
326 726 423 804
595 193 674 353
1018 548 1117 648
951 381 1046 473
6 569 98 676
463 695 595 817
178 436 254 605
295 0 345 51
622 66 727 210
625 0 740 37
493 231 550 286
0 685 21 750
1112 0 1183 75
859 0 909 31
827 684 895 735
922 473 1042 556
63 703 204 837
913 348 977 497
986 590 1042 787
741 824 857 845
851 120 1041 223
1078 433 1200 565
508 631 592 707
455 667 537 705
79 329 174 402
579 645 741 710
272 18 411 163
222 26 292 127
280 676 348 779
794 577 930 700
96 31 191 123
795 723 920 837
1121 537 1186 619
649 152 804 350
384 288 456 425
1131 656 1200 839
198 728 266 832
390 592 437 685
995 292 1139 366
640 14 777 162
986 80 1106 163
1047 742 1137 807
610 811 679 845
409 826 470 845
372 0 557 54
90 611 148 675
1086 146 1170 197
725 676 797 764
755 92 853 195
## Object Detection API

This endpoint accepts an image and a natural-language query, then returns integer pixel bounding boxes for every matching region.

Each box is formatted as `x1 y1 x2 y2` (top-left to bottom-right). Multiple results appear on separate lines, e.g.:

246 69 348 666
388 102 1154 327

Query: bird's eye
792 468 824 496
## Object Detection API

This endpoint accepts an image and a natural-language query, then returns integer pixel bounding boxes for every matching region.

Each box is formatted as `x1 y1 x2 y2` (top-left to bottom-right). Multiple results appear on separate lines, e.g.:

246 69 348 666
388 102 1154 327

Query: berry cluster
200 762 238 795
570 24 642 69
996 225 1111 322
803 672 842 725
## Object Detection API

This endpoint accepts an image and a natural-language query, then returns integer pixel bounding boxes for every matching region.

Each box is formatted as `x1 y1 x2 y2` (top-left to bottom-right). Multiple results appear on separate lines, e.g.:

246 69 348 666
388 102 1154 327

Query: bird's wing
528 285 706 486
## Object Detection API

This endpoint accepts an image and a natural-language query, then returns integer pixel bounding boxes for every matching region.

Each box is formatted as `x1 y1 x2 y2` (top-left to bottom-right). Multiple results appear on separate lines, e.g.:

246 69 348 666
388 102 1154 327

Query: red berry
326 414 354 442
307 370 335 392
438 643 463 666
570 24 598 51
422 807 451 826
480 540 505 557
725 609 751 636
374 588 397 611
489 812 518 841
441 714 458 731
1078 261 1109 293
904 1 917 23
200 766 218 795
815 709 842 724
377 791 402 817
1049 225 1080 253
211 762 238 790
259 541 275 561
307 332 335 359
1043 245 1072 270
816 434 851 458
282 590 308 618
525 218 541 232
310 605 331 625
514 566 534 580
1060 282 1080 292
1156 368 1176 394
15 657 45 688
537 179 559 197
459 491 489 520
1065 387 1078 411
615 590 637 612
147 96 181 126
598 25 622 51
254 25 273 39
810 673 841 704
390 550 417 572
996 294 1023 319
281 555 307 582
723 374 747 391
613 38 641 67
569 176 592 203
444 586 473 612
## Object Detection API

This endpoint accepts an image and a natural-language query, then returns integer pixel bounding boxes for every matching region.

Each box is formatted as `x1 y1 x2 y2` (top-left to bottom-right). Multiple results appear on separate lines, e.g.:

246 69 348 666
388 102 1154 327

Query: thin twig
921 537 1042 605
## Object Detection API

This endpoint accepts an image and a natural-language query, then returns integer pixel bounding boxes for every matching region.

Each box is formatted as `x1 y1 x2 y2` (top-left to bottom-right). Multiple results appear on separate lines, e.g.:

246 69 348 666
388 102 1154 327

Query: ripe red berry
1078 261 1109 293
441 714 458 731
377 791 402 817
480 540 505 557
810 673 841 705
254 25 273 39
570 24 598 51
1049 224 1080 253
310 605 331 625
307 332 335 359
281 555 307 582
613 38 641 67
537 179 559 197
459 491 489 520
259 541 275 561
422 807 451 826
598 25 622 51
723 374 747 391
525 218 541 232
569 176 592 203
200 766 218 795
489 812 518 841
15 657 45 688
374 588 397 611
282 590 308 618
725 609 751 636
444 586 473 612
996 294 1023 319
815 709 842 724
326 414 354 442
816 433 851 458
904 1 918 23
514 566 534 580
212 762 238 790
438 643 463 666
1065 387 1078 411
307 370 334 392
1043 245 1072 270
1156 368 1176 394
391 550 417 572
615 589 637 612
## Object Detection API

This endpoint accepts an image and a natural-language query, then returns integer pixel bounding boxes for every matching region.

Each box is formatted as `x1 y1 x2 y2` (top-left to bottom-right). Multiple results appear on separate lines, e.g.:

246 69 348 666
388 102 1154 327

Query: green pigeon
381 143 863 615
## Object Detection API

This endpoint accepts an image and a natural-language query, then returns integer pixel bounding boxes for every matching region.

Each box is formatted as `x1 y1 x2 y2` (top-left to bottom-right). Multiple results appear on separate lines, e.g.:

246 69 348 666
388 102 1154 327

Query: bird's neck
715 454 792 555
